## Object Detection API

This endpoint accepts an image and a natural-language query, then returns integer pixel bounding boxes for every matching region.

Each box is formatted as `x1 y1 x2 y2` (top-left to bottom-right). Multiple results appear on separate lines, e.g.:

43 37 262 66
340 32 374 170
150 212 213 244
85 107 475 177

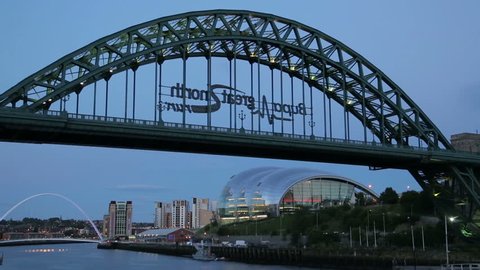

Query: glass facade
218 167 378 223
280 179 355 212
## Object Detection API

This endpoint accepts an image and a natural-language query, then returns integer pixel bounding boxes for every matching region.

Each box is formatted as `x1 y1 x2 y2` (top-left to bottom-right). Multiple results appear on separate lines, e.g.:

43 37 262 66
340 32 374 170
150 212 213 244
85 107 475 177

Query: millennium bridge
0 10 479 235
0 238 99 247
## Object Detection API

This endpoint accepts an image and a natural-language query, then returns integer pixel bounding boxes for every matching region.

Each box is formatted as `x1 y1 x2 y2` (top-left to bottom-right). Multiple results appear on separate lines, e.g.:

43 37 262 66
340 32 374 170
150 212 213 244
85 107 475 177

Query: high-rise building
192 198 213 229
154 202 172 228
172 200 189 228
102 214 110 237
107 201 133 239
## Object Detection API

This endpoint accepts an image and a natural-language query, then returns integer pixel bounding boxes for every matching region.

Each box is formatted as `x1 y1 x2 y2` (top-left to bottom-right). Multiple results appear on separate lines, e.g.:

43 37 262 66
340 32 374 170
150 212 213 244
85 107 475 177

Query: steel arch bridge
0 10 479 232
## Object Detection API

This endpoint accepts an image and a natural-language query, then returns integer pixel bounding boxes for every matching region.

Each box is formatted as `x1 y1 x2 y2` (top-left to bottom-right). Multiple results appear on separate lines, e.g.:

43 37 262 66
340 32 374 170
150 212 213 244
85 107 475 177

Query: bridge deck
1 109 479 170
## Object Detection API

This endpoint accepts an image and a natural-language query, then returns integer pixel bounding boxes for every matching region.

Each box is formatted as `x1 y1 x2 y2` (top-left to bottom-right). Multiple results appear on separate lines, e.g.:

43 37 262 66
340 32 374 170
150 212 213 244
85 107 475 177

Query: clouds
113 184 168 192
458 83 480 112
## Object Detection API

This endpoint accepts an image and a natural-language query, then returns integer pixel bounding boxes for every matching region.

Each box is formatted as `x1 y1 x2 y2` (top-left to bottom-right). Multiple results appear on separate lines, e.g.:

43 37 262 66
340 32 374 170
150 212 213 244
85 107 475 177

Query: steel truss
0 10 479 226
0 10 449 150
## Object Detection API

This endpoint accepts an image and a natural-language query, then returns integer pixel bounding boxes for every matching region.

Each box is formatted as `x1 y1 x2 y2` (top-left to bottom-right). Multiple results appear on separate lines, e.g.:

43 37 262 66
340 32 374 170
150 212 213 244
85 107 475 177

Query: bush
217 226 231 236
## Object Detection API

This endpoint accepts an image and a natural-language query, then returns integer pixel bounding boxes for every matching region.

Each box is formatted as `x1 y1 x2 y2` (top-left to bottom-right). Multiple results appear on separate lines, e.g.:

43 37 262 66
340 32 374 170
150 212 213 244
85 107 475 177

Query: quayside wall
99 242 442 269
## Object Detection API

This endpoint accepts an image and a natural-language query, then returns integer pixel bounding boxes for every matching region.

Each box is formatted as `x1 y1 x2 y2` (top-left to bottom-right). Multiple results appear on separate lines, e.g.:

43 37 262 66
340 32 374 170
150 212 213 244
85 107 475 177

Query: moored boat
192 242 216 261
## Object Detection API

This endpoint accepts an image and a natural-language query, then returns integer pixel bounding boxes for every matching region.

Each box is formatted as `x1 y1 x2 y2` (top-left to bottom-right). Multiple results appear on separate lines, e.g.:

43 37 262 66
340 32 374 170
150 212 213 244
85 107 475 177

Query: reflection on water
0 243 316 270
24 248 69 253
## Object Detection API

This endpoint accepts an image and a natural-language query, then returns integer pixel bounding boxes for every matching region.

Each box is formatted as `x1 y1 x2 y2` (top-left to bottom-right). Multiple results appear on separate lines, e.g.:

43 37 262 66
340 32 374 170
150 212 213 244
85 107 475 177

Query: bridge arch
0 9 449 150
0 10 479 232
0 193 104 241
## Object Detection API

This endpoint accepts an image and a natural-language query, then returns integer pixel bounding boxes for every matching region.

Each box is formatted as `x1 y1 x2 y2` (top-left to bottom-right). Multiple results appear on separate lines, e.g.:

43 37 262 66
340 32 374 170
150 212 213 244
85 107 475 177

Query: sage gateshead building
218 167 379 223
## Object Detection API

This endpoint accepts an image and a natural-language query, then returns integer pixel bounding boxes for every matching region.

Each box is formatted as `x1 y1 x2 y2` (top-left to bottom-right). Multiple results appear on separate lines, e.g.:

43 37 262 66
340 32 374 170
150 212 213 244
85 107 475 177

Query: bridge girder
0 9 449 151
0 10 479 228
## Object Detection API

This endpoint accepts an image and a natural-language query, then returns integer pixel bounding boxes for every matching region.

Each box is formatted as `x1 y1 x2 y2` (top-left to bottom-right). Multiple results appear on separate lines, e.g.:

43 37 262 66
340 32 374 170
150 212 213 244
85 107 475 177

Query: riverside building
451 133 480 153
106 201 133 239
154 198 213 229
154 202 172 229
172 200 189 228
191 198 213 229
218 167 379 223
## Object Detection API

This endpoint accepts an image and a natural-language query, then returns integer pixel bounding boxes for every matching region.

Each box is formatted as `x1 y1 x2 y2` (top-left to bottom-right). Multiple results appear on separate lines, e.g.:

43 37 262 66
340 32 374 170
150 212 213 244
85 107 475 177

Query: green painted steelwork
0 9 448 150
0 108 478 168
0 10 478 230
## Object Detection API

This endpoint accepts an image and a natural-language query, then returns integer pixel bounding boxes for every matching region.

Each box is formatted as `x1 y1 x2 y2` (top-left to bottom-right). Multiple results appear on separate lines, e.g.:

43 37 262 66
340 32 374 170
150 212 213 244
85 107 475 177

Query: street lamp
349 226 353 248
421 225 425 252
382 212 386 239
445 216 455 266
308 120 316 139
358 226 362 246
408 216 416 270
366 210 371 247
279 213 283 237
62 94 70 112
238 110 246 133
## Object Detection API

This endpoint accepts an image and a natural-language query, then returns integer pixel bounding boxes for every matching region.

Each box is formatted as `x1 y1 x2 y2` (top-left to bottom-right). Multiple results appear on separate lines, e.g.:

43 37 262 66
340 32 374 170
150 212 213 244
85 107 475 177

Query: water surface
0 243 315 270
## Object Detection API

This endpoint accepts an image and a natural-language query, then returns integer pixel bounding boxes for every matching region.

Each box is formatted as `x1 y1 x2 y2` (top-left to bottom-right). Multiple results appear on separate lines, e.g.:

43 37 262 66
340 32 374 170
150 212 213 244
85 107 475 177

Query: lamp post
308 120 316 139
279 213 283 237
366 225 369 247
358 226 362 246
445 216 455 266
238 110 246 133
349 226 353 248
382 212 386 237
406 216 417 270
410 222 415 252
421 225 425 252
445 215 449 266
366 210 371 247
62 94 70 112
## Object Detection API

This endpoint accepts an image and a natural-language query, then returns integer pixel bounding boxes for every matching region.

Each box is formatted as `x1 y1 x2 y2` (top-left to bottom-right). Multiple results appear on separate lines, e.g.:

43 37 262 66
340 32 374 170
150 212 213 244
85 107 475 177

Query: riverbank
97 241 195 257
98 242 439 270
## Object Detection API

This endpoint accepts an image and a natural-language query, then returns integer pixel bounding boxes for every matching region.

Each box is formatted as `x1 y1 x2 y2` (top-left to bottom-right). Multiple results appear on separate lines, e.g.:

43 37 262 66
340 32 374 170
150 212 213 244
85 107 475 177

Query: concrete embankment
97 242 195 257
98 242 420 269
212 246 398 269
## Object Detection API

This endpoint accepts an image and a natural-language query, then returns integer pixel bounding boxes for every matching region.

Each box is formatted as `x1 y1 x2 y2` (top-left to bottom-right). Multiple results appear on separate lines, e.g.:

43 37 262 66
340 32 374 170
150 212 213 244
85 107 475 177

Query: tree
379 187 399 204
216 226 231 236
399 190 419 214
355 192 366 206
415 190 435 214
291 206 311 234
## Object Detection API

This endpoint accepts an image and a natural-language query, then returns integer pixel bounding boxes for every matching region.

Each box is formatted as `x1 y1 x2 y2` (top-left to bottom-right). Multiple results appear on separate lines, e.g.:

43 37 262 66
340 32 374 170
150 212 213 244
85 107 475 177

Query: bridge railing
4 108 475 156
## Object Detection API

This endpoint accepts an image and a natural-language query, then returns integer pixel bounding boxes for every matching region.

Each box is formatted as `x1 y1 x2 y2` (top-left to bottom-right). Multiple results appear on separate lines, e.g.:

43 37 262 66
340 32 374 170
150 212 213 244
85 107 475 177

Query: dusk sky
1 1 479 223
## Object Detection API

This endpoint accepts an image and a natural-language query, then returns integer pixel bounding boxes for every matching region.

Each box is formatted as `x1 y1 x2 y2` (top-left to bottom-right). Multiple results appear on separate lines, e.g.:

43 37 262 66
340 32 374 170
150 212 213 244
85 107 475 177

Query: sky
0 0 479 223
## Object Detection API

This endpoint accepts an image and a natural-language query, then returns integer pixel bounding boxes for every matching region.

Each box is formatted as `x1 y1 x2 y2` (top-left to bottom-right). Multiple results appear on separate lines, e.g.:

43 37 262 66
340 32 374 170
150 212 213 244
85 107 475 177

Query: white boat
192 250 216 261
192 242 216 261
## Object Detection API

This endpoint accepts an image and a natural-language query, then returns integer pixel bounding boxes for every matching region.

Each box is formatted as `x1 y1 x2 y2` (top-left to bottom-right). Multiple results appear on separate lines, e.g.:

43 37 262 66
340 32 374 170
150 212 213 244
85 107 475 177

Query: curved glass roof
223 167 378 205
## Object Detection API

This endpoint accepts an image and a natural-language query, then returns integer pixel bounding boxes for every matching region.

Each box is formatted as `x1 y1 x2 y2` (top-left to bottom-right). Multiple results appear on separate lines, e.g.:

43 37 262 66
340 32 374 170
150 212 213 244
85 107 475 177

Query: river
0 243 316 270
